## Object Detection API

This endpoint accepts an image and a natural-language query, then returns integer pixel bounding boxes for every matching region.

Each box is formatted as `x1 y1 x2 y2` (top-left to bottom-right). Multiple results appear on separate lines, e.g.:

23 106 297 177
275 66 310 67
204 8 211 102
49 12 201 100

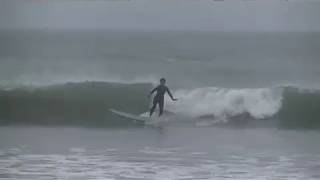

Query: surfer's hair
160 78 166 82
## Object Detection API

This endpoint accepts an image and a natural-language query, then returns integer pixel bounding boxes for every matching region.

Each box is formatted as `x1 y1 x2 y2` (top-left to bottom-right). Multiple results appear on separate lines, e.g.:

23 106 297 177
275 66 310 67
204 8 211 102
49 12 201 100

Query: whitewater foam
166 87 283 120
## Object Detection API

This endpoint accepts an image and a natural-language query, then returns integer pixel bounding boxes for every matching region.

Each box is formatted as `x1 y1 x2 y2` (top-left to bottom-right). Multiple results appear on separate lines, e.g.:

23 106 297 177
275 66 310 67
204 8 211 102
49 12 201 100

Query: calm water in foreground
0 126 320 180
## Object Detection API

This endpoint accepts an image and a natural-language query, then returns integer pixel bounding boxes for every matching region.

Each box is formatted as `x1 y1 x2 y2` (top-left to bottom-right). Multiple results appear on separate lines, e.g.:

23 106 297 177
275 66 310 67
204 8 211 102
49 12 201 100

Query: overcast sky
1 0 320 31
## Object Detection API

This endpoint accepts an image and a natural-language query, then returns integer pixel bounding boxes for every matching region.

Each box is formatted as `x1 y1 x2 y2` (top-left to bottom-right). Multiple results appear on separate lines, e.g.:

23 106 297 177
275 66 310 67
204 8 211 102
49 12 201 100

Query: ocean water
1 127 320 180
0 30 320 179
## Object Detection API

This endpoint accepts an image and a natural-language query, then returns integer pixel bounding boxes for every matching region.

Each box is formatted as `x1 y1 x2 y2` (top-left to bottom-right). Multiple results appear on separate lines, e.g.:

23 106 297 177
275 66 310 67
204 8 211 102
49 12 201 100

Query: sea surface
0 30 320 179
1 127 320 180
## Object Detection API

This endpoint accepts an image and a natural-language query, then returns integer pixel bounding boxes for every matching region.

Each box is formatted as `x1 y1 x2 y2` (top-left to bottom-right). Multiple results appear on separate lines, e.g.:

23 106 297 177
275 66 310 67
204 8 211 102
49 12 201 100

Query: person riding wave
148 78 178 117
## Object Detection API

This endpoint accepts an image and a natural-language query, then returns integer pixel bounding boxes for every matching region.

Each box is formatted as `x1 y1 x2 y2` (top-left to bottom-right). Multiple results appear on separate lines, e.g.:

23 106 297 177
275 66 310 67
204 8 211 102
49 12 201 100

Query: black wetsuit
149 85 174 116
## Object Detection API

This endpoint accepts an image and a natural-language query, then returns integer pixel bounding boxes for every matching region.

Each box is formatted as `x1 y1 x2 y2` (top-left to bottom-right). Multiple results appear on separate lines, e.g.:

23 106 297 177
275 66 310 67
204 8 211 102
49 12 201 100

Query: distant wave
0 81 319 128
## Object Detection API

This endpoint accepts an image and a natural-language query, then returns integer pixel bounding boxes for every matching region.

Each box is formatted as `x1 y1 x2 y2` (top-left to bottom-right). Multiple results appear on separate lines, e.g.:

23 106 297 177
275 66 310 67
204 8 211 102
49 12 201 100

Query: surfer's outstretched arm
166 88 178 101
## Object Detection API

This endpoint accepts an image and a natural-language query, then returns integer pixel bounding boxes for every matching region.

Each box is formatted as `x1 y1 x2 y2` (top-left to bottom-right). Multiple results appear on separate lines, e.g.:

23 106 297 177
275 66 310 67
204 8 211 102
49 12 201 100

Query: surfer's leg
149 98 158 117
149 104 156 117
158 99 164 116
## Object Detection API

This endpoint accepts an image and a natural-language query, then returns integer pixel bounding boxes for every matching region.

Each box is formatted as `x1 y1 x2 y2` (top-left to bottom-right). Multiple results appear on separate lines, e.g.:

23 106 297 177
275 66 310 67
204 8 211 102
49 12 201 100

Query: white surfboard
109 109 149 123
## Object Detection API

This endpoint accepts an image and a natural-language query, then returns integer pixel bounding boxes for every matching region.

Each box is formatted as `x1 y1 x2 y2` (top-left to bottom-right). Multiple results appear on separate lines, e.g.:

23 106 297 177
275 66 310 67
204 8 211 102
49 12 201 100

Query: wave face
0 82 320 128
277 87 320 129
0 82 152 126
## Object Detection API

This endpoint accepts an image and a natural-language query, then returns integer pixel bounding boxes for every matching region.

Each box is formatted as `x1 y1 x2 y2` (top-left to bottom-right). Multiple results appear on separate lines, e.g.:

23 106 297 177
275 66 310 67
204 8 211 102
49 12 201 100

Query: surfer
148 78 178 117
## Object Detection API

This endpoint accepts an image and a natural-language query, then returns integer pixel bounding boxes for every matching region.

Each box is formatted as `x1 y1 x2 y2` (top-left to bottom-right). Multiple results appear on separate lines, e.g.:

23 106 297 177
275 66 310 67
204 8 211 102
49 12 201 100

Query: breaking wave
166 87 282 120
0 81 319 128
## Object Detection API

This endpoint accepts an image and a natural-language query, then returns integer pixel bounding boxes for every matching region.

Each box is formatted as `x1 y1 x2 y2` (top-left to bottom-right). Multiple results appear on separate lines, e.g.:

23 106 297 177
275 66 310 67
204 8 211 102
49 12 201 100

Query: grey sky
1 0 320 31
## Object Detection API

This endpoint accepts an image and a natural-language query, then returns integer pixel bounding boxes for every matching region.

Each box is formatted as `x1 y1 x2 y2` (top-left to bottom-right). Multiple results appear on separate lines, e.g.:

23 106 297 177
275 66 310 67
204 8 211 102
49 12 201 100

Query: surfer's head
160 78 166 85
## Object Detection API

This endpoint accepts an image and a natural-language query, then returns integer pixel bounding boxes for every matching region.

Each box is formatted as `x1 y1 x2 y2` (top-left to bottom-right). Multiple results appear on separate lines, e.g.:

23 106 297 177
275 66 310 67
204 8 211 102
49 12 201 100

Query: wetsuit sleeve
166 87 175 100
150 86 159 94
